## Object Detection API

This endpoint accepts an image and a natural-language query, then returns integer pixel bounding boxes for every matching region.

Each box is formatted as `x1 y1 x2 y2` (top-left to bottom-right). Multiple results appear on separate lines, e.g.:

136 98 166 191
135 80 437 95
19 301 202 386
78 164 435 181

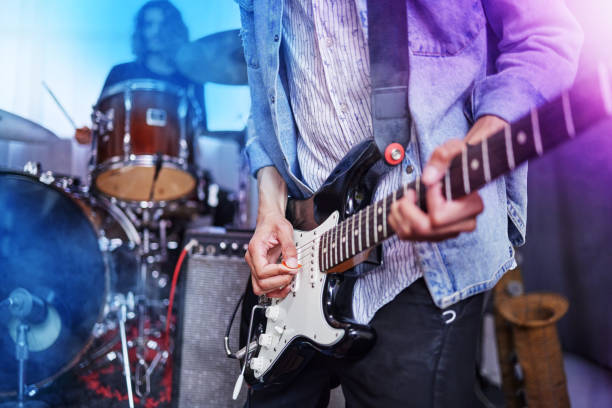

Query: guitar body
244 140 384 388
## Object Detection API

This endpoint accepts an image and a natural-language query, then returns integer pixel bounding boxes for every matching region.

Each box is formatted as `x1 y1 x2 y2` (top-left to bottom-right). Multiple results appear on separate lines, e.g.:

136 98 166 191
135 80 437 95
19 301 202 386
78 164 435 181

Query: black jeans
245 278 485 408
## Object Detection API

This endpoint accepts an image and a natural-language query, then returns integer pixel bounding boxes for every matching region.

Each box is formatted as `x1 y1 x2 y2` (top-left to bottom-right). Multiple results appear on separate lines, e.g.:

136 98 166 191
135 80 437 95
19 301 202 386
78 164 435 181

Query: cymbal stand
135 208 151 399
0 324 48 408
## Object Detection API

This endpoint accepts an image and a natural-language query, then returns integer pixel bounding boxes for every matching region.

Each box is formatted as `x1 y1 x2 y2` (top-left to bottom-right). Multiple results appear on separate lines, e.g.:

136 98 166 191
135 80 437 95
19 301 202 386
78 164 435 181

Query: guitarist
239 0 582 406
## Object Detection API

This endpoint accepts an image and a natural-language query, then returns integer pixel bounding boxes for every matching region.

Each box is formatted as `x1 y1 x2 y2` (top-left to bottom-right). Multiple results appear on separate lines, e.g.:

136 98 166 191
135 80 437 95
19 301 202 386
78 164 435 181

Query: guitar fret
334 224 338 266
336 223 343 263
382 196 387 238
350 214 355 258
531 108 543 156
373 203 378 243
358 209 362 252
345 217 349 260
461 147 470 194
365 206 370 248
326 230 331 270
482 137 491 183
562 91 576 138
444 171 451 201
598 62 612 115
504 124 516 170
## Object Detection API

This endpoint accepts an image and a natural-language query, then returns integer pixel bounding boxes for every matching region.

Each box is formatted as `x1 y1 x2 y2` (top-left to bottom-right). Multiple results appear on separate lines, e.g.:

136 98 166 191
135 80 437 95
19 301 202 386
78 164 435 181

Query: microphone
1 288 62 352
5 288 48 324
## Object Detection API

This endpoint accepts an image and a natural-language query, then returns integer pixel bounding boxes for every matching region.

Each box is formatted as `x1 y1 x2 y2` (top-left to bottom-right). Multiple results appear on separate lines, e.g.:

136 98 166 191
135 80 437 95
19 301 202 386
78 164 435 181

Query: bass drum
0 171 137 395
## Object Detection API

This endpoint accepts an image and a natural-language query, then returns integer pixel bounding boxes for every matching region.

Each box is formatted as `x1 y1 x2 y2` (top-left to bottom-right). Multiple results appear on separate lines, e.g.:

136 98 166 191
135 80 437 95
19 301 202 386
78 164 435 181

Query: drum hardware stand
0 324 48 408
116 294 136 408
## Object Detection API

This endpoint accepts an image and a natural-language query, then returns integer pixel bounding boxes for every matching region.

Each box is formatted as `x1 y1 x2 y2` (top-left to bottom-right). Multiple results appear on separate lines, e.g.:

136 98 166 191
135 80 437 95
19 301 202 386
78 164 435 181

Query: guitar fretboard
318 63 612 272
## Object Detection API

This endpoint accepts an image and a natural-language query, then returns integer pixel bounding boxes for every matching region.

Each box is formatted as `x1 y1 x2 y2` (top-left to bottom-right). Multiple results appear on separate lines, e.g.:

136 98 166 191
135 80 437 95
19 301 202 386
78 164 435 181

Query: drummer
75 0 205 144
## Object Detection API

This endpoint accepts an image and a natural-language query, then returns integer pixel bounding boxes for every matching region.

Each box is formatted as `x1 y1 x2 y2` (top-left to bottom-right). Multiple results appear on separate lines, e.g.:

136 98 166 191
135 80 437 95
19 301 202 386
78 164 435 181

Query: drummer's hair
132 1 189 60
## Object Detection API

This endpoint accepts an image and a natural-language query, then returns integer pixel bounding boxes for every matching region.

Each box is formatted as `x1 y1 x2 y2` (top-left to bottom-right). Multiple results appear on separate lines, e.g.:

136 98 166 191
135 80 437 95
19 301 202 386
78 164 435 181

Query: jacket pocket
408 0 485 57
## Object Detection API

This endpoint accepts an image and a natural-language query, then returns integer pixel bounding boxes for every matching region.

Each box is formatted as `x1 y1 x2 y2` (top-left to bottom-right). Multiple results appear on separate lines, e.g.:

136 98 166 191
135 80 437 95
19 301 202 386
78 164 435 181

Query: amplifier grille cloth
177 254 249 407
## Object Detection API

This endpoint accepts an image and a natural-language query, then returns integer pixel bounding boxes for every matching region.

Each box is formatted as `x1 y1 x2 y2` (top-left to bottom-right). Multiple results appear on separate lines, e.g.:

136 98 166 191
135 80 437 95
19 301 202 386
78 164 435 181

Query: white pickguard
251 211 344 379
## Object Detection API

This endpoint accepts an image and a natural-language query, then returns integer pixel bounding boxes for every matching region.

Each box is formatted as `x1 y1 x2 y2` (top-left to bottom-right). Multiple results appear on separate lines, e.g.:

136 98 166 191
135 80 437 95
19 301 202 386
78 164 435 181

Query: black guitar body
244 140 385 389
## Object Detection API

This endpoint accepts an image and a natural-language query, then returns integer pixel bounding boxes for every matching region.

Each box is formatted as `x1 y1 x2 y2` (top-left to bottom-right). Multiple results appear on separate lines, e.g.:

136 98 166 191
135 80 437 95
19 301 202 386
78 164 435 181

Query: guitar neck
318 64 612 272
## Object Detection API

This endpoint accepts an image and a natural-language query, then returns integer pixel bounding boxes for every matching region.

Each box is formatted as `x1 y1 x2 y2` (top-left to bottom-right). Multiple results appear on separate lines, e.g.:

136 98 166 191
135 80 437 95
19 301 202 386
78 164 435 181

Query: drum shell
95 87 184 164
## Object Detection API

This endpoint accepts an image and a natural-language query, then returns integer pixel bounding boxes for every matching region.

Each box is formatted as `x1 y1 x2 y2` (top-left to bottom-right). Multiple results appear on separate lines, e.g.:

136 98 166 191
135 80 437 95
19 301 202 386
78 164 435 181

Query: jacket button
405 165 414 174
270 95 275 103
274 34 279 42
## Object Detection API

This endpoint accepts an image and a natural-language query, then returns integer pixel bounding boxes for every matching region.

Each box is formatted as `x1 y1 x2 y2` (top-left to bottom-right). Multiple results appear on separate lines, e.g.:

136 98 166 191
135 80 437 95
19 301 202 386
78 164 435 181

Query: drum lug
39 171 55 185
23 161 41 176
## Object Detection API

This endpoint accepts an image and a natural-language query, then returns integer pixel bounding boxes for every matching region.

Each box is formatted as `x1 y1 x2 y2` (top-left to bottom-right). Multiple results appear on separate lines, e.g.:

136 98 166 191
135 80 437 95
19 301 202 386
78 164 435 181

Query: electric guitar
241 64 612 389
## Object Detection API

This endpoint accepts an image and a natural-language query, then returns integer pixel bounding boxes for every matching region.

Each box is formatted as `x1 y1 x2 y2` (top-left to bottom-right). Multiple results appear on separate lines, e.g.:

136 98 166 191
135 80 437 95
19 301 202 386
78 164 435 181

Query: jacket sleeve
477 0 583 246
475 0 583 122
237 0 275 177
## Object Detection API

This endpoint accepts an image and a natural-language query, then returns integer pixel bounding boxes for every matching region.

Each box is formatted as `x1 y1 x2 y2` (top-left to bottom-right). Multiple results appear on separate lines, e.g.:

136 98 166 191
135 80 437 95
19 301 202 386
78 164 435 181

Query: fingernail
422 166 439 184
285 257 299 268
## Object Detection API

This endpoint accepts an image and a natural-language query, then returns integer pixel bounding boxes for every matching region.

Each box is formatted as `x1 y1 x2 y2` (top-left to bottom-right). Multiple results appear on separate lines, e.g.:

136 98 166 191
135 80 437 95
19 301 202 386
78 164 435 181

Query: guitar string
291 125 550 261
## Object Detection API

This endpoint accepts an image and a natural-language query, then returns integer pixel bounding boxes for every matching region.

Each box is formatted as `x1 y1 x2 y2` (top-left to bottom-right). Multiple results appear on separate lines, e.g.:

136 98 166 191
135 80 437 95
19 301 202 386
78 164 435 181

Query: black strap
367 0 411 162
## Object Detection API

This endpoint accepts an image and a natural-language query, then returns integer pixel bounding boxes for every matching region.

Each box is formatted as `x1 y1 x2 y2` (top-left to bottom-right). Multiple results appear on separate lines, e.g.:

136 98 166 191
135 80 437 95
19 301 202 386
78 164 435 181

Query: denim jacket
237 0 582 308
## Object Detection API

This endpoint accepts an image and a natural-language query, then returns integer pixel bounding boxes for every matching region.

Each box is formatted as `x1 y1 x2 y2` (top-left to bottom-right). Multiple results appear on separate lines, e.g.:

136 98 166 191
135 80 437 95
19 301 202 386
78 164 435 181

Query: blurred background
0 0 250 196
0 1 611 407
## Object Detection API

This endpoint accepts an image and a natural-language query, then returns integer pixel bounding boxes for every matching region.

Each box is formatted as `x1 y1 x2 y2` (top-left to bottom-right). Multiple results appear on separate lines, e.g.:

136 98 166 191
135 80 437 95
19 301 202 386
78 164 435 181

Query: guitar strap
367 0 411 166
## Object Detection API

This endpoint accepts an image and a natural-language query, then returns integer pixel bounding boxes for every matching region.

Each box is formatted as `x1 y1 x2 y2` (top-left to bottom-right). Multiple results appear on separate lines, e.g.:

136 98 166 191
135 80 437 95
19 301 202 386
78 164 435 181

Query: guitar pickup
290 272 300 293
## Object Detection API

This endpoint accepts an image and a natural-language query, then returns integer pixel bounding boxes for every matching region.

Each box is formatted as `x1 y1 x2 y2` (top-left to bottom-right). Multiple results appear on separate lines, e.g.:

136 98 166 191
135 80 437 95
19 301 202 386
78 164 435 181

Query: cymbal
0 109 59 144
175 29 248 85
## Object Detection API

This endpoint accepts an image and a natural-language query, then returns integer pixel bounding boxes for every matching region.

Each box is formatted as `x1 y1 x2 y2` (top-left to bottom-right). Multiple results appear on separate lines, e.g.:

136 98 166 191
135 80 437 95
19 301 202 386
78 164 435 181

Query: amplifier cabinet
173 229 252 408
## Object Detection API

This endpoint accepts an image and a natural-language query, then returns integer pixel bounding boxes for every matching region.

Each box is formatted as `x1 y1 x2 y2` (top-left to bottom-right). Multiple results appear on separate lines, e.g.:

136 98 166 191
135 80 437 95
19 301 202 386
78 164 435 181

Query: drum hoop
0 170 111 396
93 154 189 173
97 79 185 103
90 194 142 247
91 156 196 207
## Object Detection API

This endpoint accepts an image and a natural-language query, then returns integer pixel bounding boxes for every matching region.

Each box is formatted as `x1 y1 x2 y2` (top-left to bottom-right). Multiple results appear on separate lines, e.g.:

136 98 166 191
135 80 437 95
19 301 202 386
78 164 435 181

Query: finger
255 274 295 293
422 139 465 186
395 190 433 237
251 274 264 296
256 262 299 280
266 243 282 265
248 233 277 273
427 185 484 228
276 220 298 268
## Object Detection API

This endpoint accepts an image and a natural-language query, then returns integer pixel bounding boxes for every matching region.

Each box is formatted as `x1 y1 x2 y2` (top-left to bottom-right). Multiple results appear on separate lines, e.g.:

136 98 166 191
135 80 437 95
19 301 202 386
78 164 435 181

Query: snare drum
92 79 199 203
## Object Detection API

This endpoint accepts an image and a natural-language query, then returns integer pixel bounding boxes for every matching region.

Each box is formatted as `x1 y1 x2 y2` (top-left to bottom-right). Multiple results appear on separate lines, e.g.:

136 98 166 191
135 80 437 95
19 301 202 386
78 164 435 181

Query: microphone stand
0 323 48 408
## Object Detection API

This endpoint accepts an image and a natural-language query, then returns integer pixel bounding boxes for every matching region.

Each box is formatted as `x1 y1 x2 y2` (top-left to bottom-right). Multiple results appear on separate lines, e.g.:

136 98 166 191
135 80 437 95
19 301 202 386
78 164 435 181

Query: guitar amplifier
173 228 252 408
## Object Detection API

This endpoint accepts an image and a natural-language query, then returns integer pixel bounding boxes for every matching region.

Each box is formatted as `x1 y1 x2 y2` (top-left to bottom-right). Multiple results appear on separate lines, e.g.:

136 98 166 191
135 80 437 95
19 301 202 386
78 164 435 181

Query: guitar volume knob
258 333 277 349
250 357 266 372
265 305 281 322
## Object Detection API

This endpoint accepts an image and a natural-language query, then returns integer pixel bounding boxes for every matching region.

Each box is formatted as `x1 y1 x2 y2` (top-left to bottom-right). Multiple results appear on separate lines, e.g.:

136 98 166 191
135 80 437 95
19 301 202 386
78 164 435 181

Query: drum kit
0 30 248 407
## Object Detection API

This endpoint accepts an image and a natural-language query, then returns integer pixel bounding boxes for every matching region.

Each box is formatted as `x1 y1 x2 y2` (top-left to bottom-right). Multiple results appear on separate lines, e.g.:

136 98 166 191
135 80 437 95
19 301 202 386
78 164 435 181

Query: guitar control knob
231 242 239 252
274 325 284 335
249 357 266 372
219 241 228 252
258 333 276 349
265 306 281 322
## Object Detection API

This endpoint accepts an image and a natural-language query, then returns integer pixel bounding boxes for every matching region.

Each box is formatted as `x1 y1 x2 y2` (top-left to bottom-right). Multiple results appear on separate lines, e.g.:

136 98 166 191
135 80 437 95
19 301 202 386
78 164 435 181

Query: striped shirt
281 0 423 323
